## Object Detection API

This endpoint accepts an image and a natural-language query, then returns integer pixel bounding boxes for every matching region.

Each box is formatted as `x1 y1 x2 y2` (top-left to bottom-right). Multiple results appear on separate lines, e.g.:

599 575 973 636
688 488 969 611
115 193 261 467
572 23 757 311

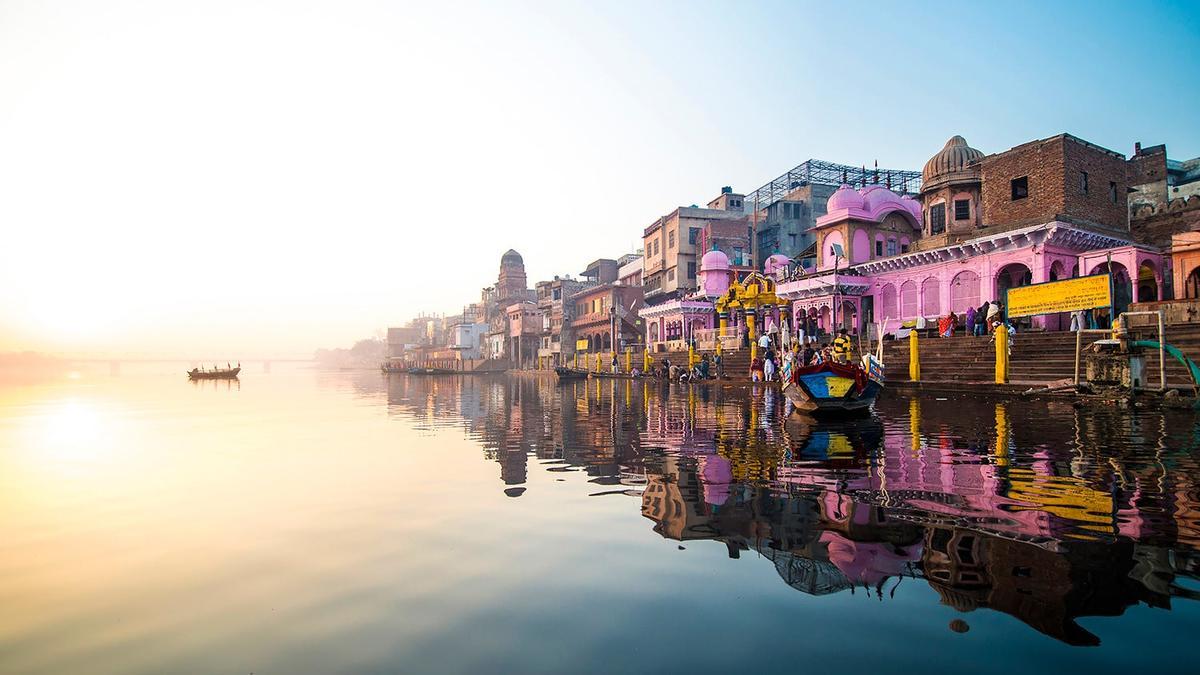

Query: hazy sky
2 0 1198 357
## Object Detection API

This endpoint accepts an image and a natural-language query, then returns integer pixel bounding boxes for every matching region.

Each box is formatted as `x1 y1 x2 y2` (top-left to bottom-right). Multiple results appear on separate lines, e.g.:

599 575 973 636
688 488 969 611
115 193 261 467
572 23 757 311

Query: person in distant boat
832 329 852 364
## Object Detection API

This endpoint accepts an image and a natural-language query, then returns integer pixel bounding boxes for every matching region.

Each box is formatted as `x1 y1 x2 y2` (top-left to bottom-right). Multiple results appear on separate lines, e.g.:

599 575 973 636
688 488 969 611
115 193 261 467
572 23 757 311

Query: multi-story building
506 300 542 367
743 161 921 266
642 192 746 305
1126 142 1200 299
569 282 645 354
482 250 536 360
536 275 594 366
617 252 643 287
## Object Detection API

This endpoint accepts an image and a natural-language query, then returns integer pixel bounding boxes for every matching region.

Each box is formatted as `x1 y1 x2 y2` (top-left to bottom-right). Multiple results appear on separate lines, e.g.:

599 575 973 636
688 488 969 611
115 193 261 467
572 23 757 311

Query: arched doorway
649 322 659 343
1188 266 1200 299
839 300 857 333
995 263 1033 329
1089 262 1132 326
950 270 980 314
819 306 831 333
1137 262 1158 302
995 263 1032 299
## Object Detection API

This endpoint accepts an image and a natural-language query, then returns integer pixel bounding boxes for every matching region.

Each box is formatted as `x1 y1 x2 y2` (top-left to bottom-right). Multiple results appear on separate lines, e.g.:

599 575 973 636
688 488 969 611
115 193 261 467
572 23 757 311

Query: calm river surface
2 366 1199 674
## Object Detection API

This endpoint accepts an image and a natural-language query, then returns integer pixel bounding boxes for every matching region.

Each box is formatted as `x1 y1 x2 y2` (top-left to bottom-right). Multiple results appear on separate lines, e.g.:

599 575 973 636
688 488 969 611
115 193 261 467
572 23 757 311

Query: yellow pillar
625 347 631 373
643 348 651 372
718 314 728 337
688 343 696 370
908 329 920 382
995 326 1008 384
595 352 601 373
574 353 579 369
716 335 722 357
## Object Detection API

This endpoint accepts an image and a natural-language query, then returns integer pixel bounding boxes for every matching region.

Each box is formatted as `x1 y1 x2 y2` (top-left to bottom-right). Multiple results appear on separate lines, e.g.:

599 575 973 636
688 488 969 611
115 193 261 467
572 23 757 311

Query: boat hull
188 368 240 380
782 362 882 415
554 367 590 381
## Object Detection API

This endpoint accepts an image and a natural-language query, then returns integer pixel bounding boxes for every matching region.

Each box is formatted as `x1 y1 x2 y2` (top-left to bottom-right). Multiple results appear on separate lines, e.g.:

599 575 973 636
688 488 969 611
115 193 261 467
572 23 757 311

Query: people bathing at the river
750 355 764 382
611 354 619 373
763 350 776 382
714 352 724 379
780 348 794 383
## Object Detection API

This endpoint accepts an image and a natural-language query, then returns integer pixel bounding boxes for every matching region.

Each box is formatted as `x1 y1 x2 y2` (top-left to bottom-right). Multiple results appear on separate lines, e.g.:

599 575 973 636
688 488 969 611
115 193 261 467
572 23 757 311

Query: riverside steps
883 324 1200 391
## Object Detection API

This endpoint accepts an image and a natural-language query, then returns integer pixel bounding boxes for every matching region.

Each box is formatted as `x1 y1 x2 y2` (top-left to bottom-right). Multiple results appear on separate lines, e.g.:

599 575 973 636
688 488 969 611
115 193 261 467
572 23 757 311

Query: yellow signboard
1005 274 1111 319
576 339 589 351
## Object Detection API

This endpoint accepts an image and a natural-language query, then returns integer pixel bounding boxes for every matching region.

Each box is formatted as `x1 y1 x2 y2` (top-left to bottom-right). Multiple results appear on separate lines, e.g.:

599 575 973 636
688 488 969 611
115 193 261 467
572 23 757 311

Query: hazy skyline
2 0 1198 356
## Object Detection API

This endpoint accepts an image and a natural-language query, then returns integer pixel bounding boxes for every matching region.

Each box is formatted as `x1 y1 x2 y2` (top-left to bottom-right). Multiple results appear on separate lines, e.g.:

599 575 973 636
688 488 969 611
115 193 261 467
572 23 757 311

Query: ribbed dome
922 135 983 185
501 249 523 265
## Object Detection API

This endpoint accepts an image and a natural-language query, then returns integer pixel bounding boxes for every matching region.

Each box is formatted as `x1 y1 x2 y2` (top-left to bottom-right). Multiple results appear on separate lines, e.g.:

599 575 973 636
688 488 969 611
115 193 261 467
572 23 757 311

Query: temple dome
862 184 902 212
501 249 523 265
764 254 791 276
826 184 864 212
700 248 730 271
922 135 983 186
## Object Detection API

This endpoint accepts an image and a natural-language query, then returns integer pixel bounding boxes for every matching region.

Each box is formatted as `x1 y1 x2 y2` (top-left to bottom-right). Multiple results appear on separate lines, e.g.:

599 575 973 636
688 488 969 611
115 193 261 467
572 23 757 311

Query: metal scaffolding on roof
744 158 923 210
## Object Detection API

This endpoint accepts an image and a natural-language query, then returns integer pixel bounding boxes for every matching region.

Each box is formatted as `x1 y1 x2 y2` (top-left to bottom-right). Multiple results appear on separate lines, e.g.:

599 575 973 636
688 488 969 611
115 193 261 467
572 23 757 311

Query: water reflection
376 373 1200 647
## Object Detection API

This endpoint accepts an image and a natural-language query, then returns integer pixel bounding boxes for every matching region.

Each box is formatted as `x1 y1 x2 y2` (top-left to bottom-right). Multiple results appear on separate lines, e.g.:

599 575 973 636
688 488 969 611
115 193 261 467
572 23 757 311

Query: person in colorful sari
780 348 794 384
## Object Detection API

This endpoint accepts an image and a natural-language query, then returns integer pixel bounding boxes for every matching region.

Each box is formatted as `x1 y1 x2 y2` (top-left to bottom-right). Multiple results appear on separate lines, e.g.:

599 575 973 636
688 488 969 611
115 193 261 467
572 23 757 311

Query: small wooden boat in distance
554 366 590 381
188 367 241 380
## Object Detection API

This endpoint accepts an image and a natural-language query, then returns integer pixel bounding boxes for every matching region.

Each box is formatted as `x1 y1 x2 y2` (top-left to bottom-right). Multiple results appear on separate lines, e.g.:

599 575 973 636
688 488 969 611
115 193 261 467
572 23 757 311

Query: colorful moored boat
781 355 884 414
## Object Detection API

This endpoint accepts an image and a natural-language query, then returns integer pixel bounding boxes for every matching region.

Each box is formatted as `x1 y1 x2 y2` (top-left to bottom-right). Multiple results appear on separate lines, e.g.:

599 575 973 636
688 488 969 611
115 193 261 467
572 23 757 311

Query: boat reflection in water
376 374 1200 648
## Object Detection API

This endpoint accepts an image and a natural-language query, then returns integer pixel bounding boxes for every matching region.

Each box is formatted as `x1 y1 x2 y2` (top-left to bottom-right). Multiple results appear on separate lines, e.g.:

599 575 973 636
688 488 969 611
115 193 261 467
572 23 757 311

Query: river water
1 367 1198 673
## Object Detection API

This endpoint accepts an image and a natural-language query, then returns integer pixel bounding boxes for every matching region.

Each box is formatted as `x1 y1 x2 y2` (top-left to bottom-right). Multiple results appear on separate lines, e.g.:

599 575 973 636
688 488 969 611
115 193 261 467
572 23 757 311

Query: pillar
908 329 920 382
995 326 1008 384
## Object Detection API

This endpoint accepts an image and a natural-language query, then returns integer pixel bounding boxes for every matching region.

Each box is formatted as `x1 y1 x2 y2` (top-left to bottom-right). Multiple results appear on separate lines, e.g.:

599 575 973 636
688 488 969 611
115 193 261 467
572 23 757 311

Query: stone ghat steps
882 325 1200 388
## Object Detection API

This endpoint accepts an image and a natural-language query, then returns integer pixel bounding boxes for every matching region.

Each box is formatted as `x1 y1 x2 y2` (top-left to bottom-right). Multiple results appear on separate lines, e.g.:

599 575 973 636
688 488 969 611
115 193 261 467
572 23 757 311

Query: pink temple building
778 134 1166 335
641 133 1171 347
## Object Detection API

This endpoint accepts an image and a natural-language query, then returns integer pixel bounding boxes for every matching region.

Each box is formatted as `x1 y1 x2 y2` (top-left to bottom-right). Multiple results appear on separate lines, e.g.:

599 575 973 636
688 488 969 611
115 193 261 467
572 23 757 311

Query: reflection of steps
881 324 1200 388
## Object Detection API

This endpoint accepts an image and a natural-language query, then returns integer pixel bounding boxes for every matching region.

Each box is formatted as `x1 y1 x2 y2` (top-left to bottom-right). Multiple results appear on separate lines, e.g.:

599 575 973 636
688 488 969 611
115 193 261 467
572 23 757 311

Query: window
552 289 561 300
653 240 659 255
667 269 675 281
1011 176 1029 200
901 243 909 254
732 199 741 207
789 233 797 248
669 231 676 248
687 262 696 279
954 199 970 220
930 203 946 235
1080 171 1089 195
875 239 883 257
688 228 699 245
887 238 897 256
1110 181 1118 203
733 247 744 265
